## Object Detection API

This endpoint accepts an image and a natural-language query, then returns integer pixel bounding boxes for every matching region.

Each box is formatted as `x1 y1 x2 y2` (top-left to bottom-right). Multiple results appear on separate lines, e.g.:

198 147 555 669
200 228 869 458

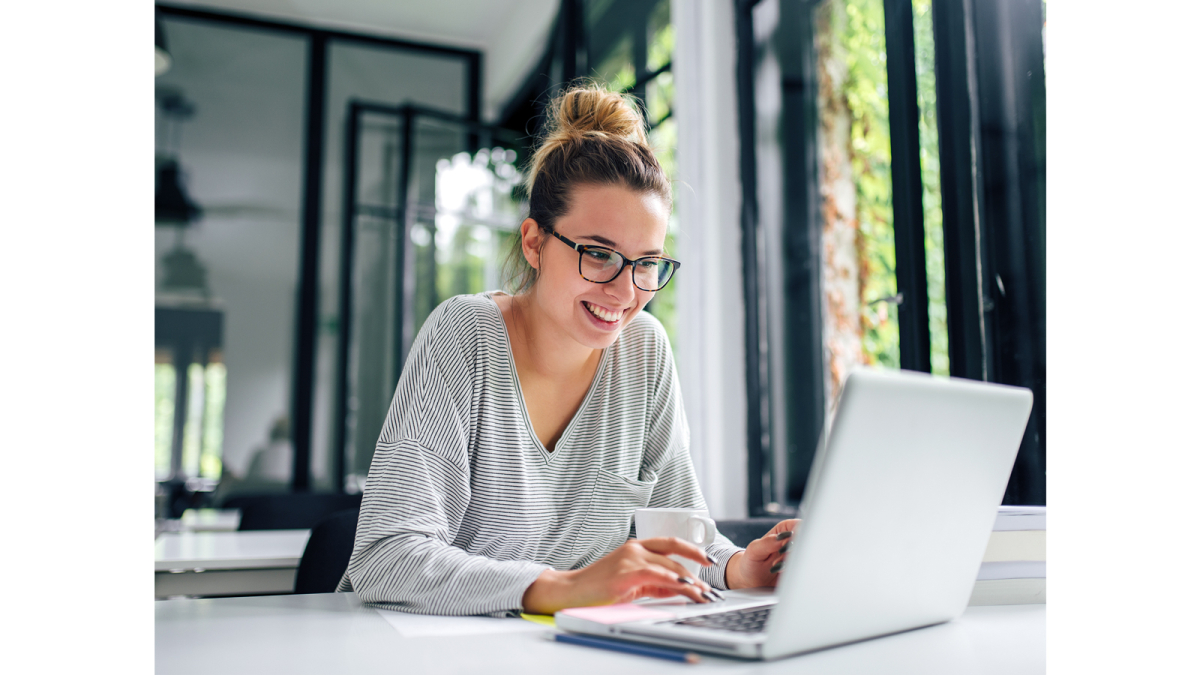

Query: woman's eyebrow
580 234 663 256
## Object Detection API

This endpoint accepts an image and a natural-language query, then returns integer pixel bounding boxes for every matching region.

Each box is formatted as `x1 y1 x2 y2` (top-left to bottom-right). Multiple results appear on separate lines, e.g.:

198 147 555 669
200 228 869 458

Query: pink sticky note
558 604 676 625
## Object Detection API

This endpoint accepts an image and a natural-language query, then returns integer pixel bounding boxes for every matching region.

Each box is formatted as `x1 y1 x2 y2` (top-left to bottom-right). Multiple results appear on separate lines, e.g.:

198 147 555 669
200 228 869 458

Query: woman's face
522 183 670 351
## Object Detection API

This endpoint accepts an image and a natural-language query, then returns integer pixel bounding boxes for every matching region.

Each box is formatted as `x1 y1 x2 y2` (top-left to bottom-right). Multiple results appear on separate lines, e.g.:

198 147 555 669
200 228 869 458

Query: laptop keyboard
672 606 773 633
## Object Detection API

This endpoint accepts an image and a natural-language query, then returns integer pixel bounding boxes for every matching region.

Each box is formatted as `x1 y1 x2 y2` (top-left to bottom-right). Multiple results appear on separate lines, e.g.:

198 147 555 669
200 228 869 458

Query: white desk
154 530 310 599
156 592 1045 674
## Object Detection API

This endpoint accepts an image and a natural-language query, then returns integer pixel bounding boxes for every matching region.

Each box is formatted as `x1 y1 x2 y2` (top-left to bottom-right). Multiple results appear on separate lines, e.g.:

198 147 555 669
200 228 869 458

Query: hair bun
509 83 671 293
550 85 648 145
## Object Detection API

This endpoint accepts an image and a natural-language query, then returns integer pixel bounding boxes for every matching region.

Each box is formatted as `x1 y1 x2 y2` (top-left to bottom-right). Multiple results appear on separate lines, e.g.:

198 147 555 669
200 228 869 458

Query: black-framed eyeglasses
550 231 681 292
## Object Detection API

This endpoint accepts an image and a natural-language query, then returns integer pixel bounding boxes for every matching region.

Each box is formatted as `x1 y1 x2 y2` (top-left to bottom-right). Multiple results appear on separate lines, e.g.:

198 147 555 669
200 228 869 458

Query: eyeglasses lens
633 260 670 290
580 249 620 281
579 248 673 291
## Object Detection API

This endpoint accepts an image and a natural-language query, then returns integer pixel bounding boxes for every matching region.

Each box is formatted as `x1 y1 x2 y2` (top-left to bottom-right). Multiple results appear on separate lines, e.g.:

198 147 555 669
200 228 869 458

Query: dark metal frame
734 0 771 515
736 0 829 512
931 0 1046 505
931 0 991 383
884 0 933 372
736 0 1047 511
156 4 482 493
965 0 1047 504
776 0 828 508
333 101 522 493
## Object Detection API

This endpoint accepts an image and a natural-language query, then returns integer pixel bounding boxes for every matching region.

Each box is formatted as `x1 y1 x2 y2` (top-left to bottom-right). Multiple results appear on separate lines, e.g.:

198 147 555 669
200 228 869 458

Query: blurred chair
714 518 787 548
222 493 363 531
293 508 360 595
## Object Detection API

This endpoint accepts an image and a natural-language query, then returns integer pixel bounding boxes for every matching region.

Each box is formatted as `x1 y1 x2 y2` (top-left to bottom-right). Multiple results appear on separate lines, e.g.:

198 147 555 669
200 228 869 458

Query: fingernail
709 588 725 600
702 591 719 602
779 542 790 554
770 561 784 574
706 554 718 565
775 531 793 541
677 576 695 585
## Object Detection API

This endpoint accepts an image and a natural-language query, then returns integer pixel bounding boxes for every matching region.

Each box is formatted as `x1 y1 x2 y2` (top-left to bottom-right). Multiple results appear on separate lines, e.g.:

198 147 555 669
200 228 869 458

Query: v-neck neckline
484 291 611 463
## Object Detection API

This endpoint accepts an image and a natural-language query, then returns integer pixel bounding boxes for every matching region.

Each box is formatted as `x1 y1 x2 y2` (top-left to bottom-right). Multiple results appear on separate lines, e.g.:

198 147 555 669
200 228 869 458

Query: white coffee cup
634 508 718 577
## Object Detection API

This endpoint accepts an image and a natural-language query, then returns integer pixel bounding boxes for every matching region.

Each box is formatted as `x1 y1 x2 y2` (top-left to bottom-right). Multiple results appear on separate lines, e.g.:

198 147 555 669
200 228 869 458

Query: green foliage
647 21 674 72
826 0 948 373
839 0 900 368
180 363 204 476
201 363 226 479
913 0 950 375
155 363 175 480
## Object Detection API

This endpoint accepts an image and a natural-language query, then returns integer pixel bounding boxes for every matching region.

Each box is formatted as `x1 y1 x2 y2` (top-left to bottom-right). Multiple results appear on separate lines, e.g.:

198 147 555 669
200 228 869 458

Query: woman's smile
582 300 625 328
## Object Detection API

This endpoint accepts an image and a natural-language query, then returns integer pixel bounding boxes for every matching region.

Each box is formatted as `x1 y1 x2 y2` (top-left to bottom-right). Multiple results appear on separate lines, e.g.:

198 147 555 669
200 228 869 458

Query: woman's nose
605 263 639 303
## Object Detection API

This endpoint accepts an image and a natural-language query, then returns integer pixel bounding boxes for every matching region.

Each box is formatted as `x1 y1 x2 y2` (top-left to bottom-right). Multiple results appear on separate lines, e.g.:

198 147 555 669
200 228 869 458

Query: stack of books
969 506 1046 605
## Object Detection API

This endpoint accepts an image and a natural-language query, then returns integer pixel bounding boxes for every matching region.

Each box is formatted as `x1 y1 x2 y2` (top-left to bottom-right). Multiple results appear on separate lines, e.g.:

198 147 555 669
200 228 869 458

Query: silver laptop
555 368 1034 660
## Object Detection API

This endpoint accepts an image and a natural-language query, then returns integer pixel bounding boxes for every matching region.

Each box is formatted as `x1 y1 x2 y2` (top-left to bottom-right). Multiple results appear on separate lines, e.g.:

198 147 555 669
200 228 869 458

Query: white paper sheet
993 506 1046 531
375 609 549 638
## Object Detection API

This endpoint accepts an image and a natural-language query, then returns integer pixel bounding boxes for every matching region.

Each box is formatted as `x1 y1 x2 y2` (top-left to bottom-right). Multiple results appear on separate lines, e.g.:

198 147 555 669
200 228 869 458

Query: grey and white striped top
336 292 740 616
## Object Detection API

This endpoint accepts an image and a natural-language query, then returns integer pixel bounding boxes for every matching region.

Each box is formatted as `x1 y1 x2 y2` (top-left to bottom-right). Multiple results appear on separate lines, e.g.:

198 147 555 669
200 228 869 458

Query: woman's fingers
747 519 801 560
642 552 714 593
623 564 711 603
768 516 796 533
636 536 714 567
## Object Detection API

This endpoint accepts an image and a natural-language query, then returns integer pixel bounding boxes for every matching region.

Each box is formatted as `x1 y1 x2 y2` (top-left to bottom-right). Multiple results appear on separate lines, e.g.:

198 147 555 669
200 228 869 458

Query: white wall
672 0 749 519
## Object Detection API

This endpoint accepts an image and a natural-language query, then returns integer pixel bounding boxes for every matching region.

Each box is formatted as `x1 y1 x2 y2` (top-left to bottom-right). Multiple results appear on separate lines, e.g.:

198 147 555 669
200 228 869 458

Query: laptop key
673 606 773 633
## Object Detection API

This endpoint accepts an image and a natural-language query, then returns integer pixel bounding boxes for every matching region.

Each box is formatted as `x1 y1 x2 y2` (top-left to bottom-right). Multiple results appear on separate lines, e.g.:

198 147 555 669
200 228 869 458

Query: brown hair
503 83 672 293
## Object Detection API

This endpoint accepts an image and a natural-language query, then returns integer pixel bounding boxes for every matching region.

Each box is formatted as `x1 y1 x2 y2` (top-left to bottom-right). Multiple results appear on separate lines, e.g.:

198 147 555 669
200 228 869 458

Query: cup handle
687 516 717 548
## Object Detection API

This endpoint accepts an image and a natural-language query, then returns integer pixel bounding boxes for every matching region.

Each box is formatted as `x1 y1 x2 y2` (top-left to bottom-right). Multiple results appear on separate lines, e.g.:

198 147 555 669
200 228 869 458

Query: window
156 5 484 499
737 0 1046 512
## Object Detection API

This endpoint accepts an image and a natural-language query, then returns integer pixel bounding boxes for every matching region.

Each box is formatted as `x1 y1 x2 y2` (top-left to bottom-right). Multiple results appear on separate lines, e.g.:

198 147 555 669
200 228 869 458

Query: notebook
555 368 1034 660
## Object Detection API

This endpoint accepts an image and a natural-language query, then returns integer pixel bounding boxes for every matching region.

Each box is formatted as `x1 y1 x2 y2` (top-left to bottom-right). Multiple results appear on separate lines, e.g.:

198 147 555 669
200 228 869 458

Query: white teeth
585 302 621 323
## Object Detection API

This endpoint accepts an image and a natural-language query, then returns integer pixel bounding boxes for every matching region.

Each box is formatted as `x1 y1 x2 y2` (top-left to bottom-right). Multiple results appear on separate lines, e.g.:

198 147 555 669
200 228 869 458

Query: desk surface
154 530 310 571
156 592 1045 674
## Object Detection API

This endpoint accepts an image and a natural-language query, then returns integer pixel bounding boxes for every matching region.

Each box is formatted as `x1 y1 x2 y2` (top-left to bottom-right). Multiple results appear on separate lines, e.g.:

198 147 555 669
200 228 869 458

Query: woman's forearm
521 568 578 615
350 534 548 615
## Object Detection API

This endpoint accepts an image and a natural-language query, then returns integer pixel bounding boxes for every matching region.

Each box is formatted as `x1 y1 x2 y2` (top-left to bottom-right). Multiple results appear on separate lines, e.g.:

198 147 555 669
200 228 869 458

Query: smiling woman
339 85 798 617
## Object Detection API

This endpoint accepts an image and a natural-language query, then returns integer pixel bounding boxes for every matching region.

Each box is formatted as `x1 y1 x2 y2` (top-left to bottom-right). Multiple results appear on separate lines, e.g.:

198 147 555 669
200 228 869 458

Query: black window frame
155 3 482 494
735 0 1047 514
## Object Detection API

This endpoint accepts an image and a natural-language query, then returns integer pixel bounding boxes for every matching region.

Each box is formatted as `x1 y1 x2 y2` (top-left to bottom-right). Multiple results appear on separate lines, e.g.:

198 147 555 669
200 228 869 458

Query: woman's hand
725 519 801 590
522 537 719 615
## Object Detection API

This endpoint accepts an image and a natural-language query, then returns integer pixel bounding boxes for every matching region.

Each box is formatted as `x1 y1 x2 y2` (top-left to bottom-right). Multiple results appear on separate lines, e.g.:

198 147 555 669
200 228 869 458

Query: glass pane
343 110 522 482
592 34 636 91
181 363 205 477
156 18 306 493
201 360 226 480
154 354 176 481
816 0 899 404
913 0 950 376
320 42 470 492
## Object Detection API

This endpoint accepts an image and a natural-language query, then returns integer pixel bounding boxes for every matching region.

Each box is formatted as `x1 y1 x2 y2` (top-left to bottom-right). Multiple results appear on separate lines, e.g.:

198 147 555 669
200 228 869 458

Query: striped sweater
337 292 740 615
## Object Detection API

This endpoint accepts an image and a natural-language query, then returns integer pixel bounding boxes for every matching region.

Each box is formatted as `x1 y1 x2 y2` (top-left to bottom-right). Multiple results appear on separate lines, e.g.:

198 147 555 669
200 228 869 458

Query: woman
339 85 797 616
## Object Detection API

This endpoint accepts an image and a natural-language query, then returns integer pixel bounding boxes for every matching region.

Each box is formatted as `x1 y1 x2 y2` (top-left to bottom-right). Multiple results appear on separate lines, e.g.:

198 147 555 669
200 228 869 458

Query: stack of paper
969 506 1046 606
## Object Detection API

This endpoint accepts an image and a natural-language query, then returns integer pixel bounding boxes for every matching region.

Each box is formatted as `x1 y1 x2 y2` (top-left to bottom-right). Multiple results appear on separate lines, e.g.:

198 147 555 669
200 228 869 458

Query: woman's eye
636 259 659 269
583 250 611 262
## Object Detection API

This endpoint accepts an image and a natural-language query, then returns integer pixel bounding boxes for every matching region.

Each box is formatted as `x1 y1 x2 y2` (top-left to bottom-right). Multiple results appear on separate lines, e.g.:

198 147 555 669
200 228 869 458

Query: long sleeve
341 302 549 615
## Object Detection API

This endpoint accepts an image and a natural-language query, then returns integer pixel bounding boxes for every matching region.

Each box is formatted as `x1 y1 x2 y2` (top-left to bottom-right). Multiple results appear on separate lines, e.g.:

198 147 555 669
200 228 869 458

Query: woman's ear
519 218 543 270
